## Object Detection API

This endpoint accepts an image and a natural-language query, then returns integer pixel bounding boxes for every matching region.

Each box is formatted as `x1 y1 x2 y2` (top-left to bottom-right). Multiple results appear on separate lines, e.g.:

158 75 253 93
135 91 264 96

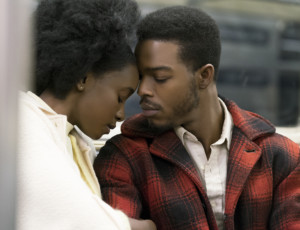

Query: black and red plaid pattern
94 99 300 230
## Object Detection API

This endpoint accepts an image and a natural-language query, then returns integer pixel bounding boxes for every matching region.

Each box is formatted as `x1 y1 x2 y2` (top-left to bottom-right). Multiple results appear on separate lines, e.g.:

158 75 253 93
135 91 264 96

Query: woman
17 0 155 229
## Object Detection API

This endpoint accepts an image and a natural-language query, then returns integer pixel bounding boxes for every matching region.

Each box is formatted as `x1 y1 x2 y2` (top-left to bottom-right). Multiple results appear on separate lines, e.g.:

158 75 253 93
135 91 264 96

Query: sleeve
269 144 300 230
17 102 131 230
94 140 143 219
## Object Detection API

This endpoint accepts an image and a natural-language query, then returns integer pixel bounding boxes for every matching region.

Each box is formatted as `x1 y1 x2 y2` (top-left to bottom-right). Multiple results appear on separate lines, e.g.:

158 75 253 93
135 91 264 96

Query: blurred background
125 0 300 144
1 0 299 229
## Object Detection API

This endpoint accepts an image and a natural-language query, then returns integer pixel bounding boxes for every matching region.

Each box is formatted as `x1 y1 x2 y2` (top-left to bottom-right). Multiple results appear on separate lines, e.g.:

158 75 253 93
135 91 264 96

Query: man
94 6 300 230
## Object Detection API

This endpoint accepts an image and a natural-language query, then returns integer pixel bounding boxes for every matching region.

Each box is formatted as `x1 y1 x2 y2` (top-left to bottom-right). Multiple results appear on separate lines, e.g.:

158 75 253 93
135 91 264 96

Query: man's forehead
136 40 180 62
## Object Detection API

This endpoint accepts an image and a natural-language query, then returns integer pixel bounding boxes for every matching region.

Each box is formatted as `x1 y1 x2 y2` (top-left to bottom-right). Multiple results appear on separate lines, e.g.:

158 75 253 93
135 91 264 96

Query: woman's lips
103 126 111 134
103 123 116 134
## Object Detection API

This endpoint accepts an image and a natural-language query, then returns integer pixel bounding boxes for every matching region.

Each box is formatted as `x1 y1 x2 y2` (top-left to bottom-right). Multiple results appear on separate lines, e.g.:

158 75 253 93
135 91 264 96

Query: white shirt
175 98 233 230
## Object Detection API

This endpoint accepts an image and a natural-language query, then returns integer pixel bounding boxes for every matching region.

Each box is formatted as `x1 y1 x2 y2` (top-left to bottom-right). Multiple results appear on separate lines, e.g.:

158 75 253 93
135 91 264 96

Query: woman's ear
195 64 215 89
76 76 87 91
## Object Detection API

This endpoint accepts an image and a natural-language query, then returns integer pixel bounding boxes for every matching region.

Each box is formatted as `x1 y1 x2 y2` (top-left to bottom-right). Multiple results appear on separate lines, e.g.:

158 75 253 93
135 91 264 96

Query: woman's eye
118 95 128 103
118 96 123 103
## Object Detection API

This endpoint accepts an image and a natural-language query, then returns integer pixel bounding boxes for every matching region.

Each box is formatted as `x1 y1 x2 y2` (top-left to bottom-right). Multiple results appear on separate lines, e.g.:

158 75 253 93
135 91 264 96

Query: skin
136 40 224 157
40 64 139 140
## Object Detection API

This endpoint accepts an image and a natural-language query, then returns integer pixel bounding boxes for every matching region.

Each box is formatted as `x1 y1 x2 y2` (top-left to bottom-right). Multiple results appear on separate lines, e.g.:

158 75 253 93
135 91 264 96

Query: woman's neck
39 90 71 117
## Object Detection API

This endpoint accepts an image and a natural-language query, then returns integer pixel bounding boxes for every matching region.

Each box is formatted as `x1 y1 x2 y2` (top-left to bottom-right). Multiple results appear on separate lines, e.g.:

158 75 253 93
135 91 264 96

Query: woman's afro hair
35 0 140 98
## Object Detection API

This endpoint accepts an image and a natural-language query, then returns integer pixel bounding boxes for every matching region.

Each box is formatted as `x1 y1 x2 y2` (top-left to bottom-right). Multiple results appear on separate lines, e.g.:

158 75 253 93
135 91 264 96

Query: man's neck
183 97 224 159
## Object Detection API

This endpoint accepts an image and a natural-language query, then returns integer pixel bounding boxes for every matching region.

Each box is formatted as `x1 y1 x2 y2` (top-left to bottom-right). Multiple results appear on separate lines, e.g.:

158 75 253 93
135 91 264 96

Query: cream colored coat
17 91 130 230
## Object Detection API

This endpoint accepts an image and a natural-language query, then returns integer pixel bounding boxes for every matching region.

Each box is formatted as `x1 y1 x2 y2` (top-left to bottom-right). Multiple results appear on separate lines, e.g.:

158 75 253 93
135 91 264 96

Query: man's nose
137 77 153 97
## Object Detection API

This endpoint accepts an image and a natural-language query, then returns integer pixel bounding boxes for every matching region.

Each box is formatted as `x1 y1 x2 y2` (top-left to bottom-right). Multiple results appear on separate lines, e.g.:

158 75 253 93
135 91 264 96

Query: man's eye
154 76 169 83
155 79 167 83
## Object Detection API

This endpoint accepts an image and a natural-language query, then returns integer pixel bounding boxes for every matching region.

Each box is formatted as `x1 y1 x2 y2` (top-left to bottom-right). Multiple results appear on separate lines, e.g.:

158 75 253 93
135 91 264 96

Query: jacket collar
223 97 275 140
23 91 96 160
121 113 159 139
122 98 275 216
122 98 275 141
26 91 73 135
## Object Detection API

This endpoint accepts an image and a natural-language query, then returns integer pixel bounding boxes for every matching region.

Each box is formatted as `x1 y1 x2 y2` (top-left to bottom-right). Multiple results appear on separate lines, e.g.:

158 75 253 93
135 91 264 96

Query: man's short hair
137 6 221 80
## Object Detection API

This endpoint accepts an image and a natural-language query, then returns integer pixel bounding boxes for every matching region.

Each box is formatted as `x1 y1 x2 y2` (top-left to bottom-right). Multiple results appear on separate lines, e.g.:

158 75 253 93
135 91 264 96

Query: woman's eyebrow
120 87 135 95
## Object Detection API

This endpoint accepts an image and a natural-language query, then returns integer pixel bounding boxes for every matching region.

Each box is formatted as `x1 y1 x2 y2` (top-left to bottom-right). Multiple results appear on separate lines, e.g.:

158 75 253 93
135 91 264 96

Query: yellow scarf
69 133 101 198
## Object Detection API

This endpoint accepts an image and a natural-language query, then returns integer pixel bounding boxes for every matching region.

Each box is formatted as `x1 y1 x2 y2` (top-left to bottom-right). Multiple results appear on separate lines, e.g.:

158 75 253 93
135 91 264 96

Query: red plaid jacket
94 99 300 230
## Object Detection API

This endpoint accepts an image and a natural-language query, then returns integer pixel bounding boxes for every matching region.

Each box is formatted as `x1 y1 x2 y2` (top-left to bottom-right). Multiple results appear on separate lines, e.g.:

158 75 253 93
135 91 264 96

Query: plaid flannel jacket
94 99 300 230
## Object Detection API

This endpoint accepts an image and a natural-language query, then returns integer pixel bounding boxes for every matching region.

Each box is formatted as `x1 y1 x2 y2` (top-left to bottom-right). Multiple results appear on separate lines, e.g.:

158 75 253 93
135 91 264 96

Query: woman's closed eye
118 96 124 103
118 90 132 104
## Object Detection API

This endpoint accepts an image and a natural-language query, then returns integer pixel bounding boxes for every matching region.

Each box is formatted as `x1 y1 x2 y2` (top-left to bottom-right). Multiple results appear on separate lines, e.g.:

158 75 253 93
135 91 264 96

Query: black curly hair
35 0 140 99
136 6 221 80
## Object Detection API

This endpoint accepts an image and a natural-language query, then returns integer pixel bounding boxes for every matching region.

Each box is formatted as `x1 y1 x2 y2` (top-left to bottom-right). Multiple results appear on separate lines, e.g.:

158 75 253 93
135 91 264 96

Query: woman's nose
115 105 125 122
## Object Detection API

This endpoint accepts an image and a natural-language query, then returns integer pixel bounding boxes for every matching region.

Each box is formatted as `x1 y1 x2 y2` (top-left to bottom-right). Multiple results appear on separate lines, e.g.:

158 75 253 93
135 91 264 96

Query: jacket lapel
223 98 274 217
225 127 262 216
148 127 263 217
149 130 220 229
122 115 204 188
149 130 207 196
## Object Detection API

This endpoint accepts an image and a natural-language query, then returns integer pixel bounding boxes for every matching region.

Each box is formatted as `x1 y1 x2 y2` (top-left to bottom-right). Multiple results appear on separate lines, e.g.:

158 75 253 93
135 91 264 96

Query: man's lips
142 109 159 117
140 103 160 117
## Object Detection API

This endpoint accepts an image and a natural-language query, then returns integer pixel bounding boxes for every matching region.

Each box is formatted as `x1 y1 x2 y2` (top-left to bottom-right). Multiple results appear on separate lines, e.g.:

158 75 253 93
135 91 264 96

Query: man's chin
146 118 173 134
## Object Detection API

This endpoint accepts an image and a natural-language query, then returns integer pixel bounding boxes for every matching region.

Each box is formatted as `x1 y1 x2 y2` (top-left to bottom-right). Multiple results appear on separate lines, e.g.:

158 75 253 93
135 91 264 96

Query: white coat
17 91 130 230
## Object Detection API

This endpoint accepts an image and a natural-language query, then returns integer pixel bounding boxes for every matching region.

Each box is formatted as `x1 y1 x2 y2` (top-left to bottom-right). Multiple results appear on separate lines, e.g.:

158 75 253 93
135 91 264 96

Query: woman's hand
128 218 157 230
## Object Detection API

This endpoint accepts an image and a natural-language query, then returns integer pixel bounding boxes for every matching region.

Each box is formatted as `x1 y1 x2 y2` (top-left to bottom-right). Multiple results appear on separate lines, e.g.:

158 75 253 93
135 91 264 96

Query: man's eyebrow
144 66 172 72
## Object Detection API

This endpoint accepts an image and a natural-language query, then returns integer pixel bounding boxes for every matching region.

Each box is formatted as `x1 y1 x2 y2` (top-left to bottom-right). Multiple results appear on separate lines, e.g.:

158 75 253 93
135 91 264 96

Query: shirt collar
26 91 74 135
215 98 233 149
175 98 233 150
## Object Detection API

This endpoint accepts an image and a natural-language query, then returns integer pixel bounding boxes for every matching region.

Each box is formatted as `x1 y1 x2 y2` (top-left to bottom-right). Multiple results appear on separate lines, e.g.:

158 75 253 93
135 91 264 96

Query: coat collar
122 98 276 216
25 91 74 135
122 98 275 141
225 126 262 216
121 113 158 139
224 97 275 141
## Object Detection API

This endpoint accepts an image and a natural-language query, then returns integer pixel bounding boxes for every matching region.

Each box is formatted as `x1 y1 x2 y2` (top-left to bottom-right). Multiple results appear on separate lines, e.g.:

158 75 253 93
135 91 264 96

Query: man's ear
195 64 215 89
76 76 87 91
